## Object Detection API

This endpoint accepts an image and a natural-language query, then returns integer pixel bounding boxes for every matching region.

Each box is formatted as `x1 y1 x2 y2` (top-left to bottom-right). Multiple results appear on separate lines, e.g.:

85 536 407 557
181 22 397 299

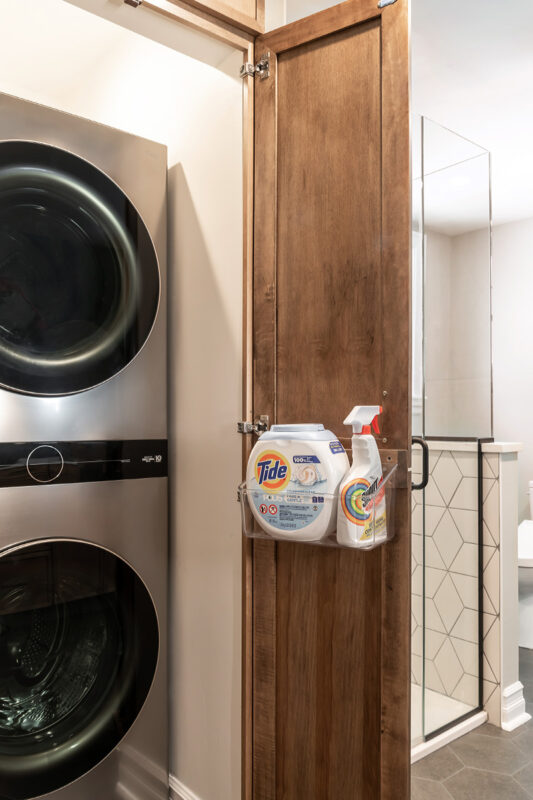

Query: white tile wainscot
485 441 531 731
412 440 529 734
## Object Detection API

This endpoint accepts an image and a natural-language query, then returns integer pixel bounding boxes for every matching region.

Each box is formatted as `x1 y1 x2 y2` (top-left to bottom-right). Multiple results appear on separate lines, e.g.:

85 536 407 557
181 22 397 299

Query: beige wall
0 3 243 798
168 49 243 800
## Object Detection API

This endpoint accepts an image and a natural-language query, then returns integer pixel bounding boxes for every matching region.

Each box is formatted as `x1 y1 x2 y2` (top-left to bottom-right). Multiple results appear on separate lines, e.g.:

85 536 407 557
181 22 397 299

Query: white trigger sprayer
336 405 387 547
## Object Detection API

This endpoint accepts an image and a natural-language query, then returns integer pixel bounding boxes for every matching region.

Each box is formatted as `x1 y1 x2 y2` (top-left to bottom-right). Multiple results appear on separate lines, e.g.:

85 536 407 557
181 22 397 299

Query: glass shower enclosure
411 117 492 746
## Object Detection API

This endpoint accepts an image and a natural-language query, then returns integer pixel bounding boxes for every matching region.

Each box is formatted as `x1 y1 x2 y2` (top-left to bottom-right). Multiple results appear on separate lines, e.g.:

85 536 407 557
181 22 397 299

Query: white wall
448 228 492 436
492 217 533 522
425 231 453 435
423 228 491 438
0 3 243 798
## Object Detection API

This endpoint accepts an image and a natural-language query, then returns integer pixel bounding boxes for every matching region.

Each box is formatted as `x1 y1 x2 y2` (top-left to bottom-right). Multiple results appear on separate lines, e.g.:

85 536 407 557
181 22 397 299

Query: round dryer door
0 540 159 799
0 141 160 395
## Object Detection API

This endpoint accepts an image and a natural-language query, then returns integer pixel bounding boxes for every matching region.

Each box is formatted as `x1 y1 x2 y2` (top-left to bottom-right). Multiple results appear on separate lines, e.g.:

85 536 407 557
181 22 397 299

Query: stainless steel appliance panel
0 476 168 800
0 92 167 441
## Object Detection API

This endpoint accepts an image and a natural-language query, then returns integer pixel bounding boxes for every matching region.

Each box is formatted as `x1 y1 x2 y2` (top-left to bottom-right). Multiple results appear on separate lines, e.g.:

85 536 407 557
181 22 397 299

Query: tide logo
255 450 291 492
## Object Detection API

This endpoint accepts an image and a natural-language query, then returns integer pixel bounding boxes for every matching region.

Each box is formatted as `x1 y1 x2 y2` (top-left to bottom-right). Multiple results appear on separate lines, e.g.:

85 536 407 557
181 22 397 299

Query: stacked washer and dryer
0 93 168 800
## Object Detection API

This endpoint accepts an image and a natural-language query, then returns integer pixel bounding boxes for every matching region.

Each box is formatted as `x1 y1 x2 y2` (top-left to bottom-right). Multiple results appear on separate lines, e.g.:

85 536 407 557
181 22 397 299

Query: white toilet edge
518 520 533 566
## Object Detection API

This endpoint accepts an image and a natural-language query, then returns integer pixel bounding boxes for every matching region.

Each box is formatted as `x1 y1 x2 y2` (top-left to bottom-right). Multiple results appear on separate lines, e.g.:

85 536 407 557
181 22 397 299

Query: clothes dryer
0 92 167 441
0 91 169 800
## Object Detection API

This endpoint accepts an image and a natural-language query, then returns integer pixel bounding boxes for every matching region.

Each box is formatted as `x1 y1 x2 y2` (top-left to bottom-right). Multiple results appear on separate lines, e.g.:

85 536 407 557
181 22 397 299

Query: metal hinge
237 415 269 435
377 0 397 7
124 0 142 6
240 53 271 81
240 63 255 78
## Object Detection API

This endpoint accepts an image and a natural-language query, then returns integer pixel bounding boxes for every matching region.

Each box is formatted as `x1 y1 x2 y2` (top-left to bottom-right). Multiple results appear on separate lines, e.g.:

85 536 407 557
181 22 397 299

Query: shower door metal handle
411 437 429 491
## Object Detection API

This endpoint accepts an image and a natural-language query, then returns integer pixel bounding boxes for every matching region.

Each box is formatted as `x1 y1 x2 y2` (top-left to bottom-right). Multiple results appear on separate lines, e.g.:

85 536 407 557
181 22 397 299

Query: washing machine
0 93 168 799
0 442 168 800
0 91 167 441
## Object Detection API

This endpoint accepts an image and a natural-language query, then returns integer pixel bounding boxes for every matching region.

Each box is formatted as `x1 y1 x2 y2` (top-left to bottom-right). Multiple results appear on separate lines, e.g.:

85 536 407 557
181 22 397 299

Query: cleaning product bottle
245 424 349 542
336 405 387 547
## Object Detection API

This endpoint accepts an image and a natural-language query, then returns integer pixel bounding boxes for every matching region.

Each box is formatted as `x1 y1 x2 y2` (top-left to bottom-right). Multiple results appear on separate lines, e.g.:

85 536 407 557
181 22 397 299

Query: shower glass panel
422 119 492 438
411 117 491 745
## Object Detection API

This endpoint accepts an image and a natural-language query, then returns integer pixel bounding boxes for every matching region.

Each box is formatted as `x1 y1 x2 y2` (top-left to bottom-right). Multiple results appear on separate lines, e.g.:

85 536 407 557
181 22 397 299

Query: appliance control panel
0 440 168 487
27 445 64 483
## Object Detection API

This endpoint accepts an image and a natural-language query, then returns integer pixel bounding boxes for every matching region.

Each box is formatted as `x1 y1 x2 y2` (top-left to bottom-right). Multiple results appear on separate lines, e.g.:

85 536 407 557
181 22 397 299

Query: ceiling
412 0 533 232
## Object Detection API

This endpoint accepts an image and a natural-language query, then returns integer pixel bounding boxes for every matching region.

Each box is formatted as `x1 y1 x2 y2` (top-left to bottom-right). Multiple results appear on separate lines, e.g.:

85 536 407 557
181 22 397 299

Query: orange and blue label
254 450 291 492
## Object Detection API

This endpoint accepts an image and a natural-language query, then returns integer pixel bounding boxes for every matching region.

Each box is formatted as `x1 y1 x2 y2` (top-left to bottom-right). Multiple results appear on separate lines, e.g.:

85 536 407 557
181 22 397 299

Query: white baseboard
501 681 532 731
169 775 203 800
411 711 487 764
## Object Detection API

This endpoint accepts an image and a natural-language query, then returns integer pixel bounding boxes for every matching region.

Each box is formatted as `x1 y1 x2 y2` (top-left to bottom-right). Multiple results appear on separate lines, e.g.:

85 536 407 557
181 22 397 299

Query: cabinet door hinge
237 416 269 435
240 53 271 81
240 63 255 78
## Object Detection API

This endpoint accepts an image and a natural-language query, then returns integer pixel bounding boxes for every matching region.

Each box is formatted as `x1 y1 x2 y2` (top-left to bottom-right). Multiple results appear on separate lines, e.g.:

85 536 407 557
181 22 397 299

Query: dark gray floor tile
450 733 528 774
477 721 530 740
515 761 533 795
412 777 454 800
521 680 533 703
514 725 533 757
445 769 531 800
476 722 516 739
412 747 463 781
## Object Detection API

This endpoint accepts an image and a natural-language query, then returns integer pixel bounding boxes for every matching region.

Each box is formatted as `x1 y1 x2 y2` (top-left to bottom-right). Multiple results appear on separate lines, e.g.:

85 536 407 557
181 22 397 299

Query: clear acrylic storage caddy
238 461 398 550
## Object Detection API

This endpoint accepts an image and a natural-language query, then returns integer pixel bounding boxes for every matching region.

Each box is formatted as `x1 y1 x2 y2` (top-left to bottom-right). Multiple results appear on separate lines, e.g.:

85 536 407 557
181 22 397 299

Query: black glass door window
0 541 159 800
0 142 160 395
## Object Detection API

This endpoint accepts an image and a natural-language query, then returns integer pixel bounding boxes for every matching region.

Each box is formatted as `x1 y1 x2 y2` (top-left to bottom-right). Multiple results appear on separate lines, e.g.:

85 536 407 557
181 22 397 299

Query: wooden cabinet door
248 1 410 798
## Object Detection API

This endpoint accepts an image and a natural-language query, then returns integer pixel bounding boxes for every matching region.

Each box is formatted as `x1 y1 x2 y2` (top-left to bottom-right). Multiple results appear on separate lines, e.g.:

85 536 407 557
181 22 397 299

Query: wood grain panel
276 20 382 438
251 2 410 798
276 544 382 799
167 0 264 36
380 3 411 798
273 21 383 798
252 539 278 798
252 47 279 800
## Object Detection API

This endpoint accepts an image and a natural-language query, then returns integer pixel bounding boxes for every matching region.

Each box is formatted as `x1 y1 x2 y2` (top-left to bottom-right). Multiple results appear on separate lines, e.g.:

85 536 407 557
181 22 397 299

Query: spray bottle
336 405 387 547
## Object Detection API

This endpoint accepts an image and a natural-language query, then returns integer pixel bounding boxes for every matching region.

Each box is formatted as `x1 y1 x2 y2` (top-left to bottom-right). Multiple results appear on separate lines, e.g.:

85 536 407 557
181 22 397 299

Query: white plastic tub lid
518 520 533 567
260 424 337 442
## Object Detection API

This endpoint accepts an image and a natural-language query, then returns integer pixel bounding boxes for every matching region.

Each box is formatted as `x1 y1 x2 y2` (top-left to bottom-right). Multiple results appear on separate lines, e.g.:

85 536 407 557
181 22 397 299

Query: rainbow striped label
340 476 386 541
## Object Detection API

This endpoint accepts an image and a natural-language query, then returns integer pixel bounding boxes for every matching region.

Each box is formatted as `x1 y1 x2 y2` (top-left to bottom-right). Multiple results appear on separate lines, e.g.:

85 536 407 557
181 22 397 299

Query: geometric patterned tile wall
411 446 501 725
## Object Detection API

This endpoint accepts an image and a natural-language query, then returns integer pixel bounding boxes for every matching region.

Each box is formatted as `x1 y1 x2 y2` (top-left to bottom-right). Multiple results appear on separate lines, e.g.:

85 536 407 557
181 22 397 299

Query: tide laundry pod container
245 424 349 542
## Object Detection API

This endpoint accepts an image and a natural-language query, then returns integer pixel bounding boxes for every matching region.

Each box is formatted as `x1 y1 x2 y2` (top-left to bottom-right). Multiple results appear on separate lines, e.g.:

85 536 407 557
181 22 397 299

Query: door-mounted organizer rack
238 459 398 551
